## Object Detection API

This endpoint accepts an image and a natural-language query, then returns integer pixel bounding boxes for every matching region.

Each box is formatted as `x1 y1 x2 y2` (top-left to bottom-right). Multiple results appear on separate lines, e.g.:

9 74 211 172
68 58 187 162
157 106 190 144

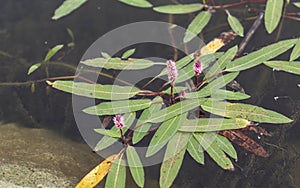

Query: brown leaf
220 130 269 157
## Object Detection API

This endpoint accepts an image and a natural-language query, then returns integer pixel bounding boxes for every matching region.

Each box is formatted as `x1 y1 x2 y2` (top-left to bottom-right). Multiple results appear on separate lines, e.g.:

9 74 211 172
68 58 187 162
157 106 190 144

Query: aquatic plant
27 0 300 187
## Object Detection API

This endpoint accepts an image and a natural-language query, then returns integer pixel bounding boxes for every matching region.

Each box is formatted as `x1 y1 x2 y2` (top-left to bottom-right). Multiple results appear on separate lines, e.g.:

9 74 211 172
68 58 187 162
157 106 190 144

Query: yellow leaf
75 154 120 188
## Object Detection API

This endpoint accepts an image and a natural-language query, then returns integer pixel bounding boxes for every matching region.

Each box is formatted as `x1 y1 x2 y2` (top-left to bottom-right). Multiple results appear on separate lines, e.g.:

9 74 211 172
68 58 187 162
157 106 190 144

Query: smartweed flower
166 60 178 84
193 60 203 76
113 114 124 129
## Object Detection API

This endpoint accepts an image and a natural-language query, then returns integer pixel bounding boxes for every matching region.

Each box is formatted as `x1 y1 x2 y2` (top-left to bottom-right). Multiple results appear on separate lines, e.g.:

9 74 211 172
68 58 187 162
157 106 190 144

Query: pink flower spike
193 60 203 76
166 60 178 83
113 114 124 129
180 90 186 98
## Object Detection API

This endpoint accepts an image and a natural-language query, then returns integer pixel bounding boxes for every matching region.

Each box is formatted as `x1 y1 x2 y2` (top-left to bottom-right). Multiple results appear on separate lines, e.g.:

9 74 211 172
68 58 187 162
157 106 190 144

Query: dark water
0 0 299 187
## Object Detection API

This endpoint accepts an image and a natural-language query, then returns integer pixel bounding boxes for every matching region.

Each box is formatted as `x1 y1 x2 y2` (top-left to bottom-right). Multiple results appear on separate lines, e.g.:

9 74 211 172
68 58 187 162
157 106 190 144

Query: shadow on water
0 0 299 187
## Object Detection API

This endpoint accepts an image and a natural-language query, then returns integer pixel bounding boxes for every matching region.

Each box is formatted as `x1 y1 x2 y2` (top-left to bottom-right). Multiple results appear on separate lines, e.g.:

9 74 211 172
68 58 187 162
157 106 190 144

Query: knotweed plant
27 0 300 187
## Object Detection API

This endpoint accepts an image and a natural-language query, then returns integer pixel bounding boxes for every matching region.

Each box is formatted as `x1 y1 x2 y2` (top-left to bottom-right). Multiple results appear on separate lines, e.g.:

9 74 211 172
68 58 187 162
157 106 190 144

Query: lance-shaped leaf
215 134 237 159
153 4 204 14
132 97 163 144
47 81 140 100
209 90 250 100
187 135 204 164
83 99 152 116
121 48 136 59
119 0 152 8
28 63 42 75
225 38 297 72
225 10 244 37
186 72 239 99
176 53 220 83
75 154 120 188
264 0 284 34
161 86 187 95
178 118 250 132
105 157 126 188
205 45 238 78
221 130 269 157
94 128 120 138
81 57 164 70
146 98 207 123
52 0 88 20
290 39 300 61
160 132 189 188
264 61 300 75
184 11 212 43
201 100 293 124
44 44 64 62
194 133 234 170
294 2 300 8
94 112 136 151
146 113 186 157
126 146 145 188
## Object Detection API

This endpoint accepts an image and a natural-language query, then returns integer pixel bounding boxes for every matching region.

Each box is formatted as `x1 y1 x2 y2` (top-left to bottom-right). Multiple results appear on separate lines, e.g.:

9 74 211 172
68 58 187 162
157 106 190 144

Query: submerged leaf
119 0 152 8
226 38 297 72
226 10 244 37
83 99 152 116
48 81 140 100
178 118 250 132
184 11 212 43
81 57 164 70
52 0 87 20
264 0 284 34
264 61 300 75
75 154 120 188
126 146 145 187
153 4 204 14
201 101 293 124
105 158 126 188
160 132 189 188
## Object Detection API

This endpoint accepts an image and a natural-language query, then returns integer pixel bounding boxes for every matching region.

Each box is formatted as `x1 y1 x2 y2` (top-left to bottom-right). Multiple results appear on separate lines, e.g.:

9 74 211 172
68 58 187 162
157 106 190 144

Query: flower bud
166 60 178 83
193 60 203 76
113 114 124 129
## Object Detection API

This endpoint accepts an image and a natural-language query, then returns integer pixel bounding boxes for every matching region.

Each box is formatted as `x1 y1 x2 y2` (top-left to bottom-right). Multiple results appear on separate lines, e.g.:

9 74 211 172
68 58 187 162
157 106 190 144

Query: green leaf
48 81 141 100
161 86 187 95
264 61 300 75
209 89 250 100
290 39 300 61
178 118 250 132
264 0 284 34
160 132 189 188
126 146 145 188
101 52 111 59
226 38 297 72
215 134 237 159
119 0 152 8
201 101 293 124
153 4 204 14
44 44 64 62
293 2 300 8
121 48 136 59
184 11 212 43
226 10 244 37
27 63 42 75
94 128 120 138
132 97 163 144
194 133 234 170
205 45 238 78
146 98 207 123
81 57 164 70
105 158 126 188
146 114 186 157
52 0 88 20
83 99 152 116
186 72 240 99
187 135 204 164
67 28 74 41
